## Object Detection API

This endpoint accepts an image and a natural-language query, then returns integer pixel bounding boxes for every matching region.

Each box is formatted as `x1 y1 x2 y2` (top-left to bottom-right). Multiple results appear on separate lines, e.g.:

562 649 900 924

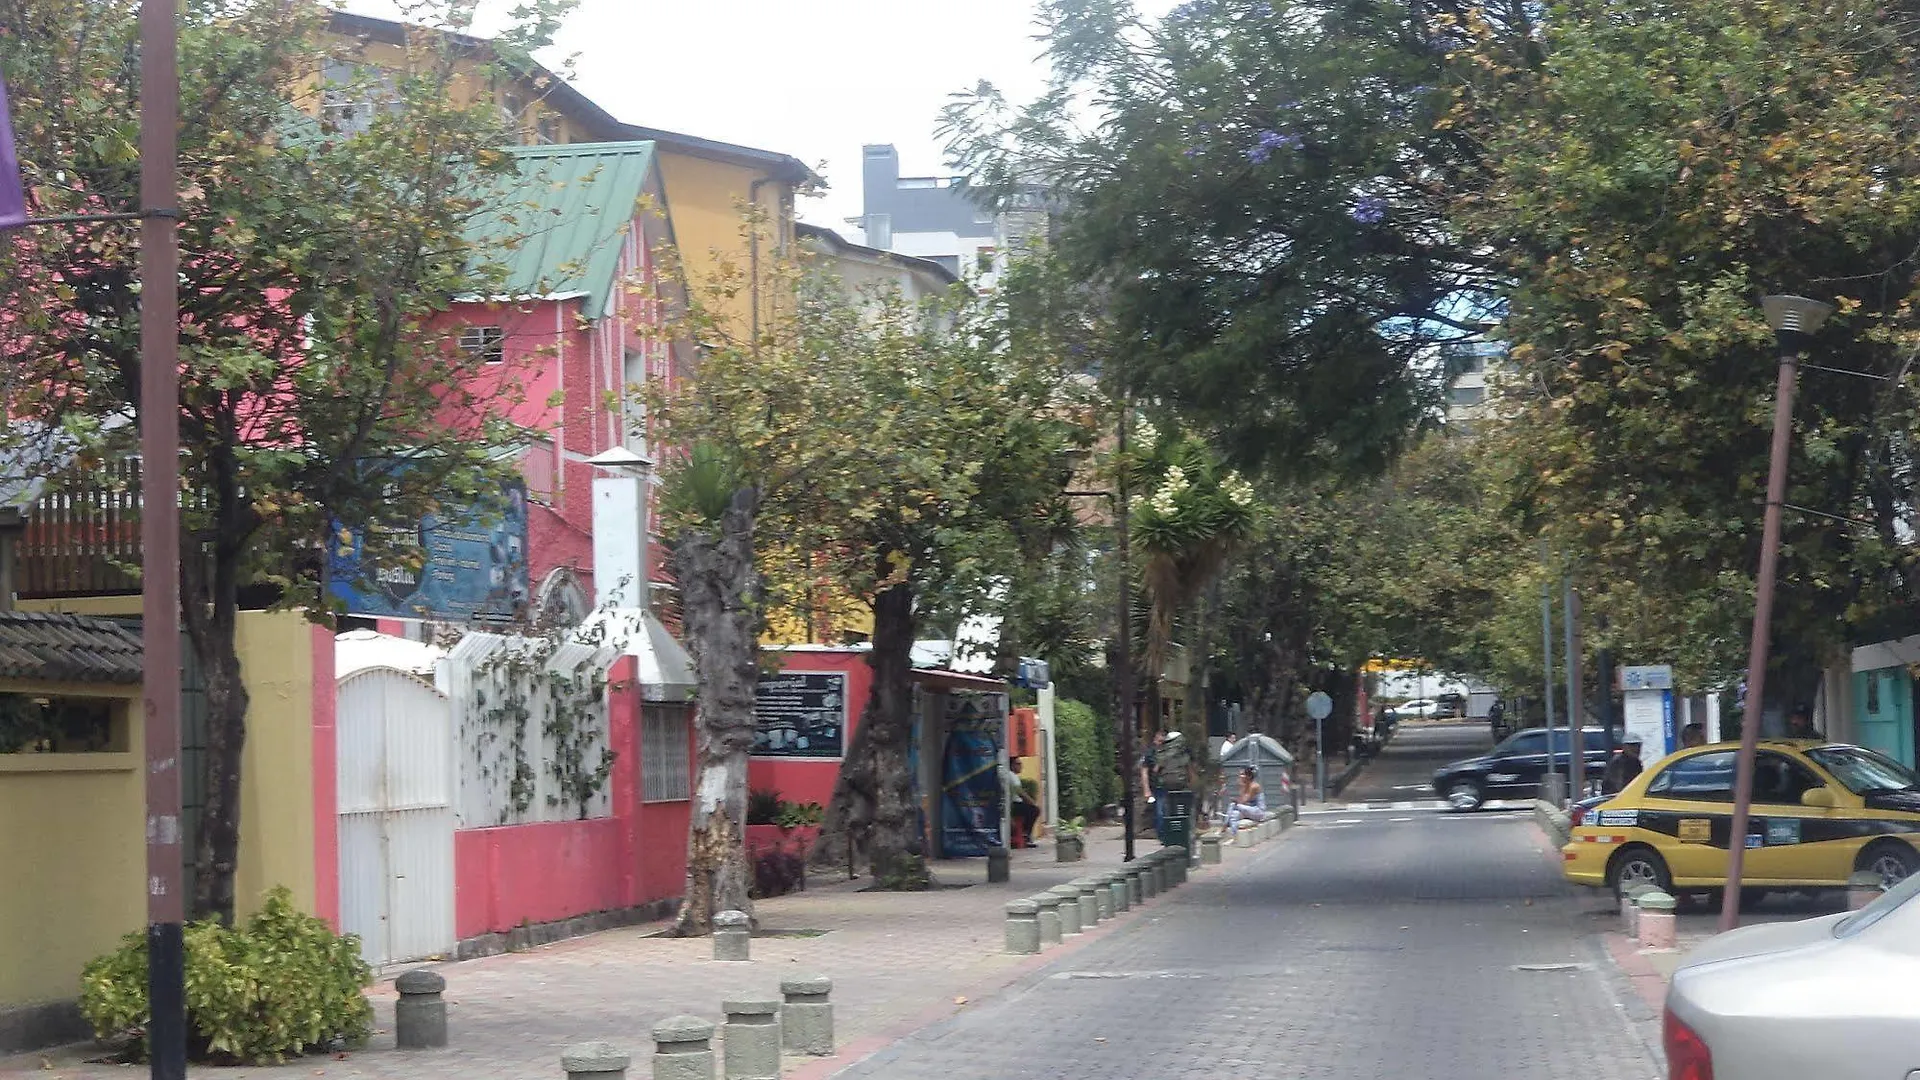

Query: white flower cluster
1149 465 1189 515
1222 470 1255 507
1133 418 1159 450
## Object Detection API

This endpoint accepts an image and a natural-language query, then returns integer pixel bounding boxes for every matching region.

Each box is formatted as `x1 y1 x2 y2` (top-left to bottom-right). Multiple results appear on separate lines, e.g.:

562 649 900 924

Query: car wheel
1607 845 1671 901
1856 841 1919 889
1444 779 1484 812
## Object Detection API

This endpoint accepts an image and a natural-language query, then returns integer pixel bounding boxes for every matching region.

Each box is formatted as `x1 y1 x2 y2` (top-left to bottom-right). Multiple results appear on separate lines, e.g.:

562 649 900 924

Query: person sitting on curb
1225 766 1267 834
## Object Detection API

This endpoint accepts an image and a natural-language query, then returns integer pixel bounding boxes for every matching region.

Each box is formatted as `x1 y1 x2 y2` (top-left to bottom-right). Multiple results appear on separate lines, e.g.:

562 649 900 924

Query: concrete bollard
1071 877 1103 925
986 846 1011 884
1635 890 1678 951
1849 871 1885 910
394 970 449 1050
1004 898 1042 954
1235 827 1255 848
1168 846 1189 885
1123 863 1145 905
1263 819 1278 840
1090 873 1115 920
780 975 834 1056
651 1016 716 1080
1049 883 1084 934
721 998 782 1080
713 910 751 962
1151 852 1172 893
1619 884 1651 935
564 1042 630 1080
1106 871 1130 913
1134 858 1158 899
1031 891 1064 946
1200 835 1222 865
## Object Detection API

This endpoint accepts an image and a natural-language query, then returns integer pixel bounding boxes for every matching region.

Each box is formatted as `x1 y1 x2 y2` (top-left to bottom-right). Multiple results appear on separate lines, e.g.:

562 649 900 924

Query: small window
1647 750 1736 801
460 326 505 365
1868 673 1882 714
0 694 124 754
642 704 691 802
1449 384 1486 406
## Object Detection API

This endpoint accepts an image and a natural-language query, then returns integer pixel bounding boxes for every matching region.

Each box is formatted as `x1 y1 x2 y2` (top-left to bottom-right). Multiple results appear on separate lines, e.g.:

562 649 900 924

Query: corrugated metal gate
336 667 455 968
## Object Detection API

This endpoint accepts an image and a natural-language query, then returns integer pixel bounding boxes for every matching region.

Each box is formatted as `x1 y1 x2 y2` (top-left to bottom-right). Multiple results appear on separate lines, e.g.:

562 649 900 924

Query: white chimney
587 446 653 611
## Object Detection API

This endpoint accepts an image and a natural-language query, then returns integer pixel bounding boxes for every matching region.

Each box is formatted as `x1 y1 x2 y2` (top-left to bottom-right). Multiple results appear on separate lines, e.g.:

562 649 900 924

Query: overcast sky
339 0 1140 232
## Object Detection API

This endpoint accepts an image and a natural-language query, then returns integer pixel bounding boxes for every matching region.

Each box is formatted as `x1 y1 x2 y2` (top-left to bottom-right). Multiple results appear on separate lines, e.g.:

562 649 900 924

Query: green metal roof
464 141 660 320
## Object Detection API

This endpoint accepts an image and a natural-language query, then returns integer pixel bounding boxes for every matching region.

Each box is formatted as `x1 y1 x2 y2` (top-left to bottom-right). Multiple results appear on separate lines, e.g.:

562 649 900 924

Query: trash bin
1161 789 1195 853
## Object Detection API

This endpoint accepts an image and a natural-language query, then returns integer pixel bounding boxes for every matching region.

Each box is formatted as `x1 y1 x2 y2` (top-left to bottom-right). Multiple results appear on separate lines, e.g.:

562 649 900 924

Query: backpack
1154 735 1191 790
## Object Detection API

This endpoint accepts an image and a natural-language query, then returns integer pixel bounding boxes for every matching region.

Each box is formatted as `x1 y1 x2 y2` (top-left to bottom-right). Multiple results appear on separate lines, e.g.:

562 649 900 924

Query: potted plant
1055 816 1087 862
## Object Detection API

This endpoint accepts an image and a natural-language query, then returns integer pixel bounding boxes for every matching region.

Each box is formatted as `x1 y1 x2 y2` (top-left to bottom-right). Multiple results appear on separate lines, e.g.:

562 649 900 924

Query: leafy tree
1451 0 1920 701
0 0 565 920
940 0 1527 477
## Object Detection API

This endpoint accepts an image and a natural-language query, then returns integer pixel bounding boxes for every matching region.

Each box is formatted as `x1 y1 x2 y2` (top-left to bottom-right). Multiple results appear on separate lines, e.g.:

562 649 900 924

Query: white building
1442 339 1508 432
852 144 1052 291
798 222 960 309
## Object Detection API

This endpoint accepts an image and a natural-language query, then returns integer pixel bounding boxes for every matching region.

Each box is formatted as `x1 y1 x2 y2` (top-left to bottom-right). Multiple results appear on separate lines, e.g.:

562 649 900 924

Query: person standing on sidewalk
1602 734 1644 795
1140 730 1166 840
1001 758 1040 848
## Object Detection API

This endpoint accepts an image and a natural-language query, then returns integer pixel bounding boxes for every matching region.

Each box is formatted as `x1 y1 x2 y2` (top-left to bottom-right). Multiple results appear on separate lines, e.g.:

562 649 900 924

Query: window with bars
460 326 505 365
642 704 692 802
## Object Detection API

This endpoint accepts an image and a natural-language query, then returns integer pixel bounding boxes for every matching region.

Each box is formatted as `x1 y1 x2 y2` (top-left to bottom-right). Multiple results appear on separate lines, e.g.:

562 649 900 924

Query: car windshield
1835 868 1920 939
1807 745 1920 795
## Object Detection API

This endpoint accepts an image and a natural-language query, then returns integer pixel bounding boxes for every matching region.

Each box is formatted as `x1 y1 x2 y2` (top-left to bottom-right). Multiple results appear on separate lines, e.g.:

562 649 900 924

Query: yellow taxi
1562 739 1920 898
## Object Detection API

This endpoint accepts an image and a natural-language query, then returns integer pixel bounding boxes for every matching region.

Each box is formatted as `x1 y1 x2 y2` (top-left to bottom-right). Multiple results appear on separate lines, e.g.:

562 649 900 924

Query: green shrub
1055 698 1118 820
747 787 784 825
774 800 823 829
80 887 373 1064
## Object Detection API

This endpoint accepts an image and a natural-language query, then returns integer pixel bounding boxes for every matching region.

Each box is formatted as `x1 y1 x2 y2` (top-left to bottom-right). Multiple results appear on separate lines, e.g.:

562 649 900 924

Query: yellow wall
653 150 793 341
5 601 320 1009
0 687 143 1007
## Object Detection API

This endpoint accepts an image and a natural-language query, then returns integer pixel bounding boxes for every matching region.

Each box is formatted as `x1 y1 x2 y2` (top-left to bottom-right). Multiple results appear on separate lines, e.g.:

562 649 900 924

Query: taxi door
1638 750 1736 885
1742 751 1844 884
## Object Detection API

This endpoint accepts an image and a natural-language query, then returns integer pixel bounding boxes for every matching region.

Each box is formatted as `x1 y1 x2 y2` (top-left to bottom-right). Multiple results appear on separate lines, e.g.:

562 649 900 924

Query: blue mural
327 480 529 622
939 691 1007 858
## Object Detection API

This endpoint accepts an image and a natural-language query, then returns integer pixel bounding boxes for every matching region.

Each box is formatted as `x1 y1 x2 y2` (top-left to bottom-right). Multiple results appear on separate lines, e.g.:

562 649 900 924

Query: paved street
842 723 1666 1080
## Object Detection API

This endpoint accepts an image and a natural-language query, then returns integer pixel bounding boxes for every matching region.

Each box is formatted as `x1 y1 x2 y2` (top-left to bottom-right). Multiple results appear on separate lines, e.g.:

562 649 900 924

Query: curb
1602 931 1671 1012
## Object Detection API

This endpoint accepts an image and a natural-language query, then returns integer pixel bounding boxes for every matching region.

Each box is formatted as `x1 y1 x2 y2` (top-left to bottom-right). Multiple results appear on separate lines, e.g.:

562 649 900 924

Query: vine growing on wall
466 618 619 823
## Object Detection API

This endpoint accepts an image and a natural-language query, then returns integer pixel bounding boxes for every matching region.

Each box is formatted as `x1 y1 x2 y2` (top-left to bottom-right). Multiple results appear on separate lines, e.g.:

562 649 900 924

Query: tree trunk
668 488 764 935
813 579 929 888
182 537 248 925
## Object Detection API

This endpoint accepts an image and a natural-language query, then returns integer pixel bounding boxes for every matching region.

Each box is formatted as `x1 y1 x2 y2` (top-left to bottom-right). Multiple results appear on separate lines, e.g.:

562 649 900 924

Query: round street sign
1306 691 1333 721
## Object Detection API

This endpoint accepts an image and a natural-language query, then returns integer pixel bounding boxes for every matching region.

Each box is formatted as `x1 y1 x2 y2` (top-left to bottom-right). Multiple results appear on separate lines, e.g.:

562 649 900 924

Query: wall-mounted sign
1620 665 1674 691
327 480 528 623
752 671 846 758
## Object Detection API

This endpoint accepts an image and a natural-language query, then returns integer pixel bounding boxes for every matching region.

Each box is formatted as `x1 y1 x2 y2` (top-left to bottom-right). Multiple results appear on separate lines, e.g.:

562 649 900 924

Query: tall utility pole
1563 582 1584 799
1539 579 1557 791
1722 295 1834 932
1113 404 1136 863
139 1 186 1078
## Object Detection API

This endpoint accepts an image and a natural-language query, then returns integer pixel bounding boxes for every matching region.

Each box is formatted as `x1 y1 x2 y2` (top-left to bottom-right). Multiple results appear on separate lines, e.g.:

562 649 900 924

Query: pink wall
748 650 874 811
452 656 695 939
310 623 339 928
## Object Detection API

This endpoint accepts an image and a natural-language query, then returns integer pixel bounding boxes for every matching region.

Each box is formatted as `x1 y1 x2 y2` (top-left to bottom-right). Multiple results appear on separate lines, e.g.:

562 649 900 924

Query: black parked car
1432 726 1618 810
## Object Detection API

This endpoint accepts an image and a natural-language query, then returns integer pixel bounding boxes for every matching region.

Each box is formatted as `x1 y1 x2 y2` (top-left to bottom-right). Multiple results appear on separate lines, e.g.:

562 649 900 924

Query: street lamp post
1720 294 1833 933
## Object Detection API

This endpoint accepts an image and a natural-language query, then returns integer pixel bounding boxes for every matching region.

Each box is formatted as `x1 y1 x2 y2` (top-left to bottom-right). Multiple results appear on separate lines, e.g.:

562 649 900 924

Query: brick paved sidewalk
2 823 1266 1080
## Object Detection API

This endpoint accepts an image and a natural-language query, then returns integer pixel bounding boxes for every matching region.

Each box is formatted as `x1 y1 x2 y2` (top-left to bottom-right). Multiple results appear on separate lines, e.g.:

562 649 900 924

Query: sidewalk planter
1055 834 1085 862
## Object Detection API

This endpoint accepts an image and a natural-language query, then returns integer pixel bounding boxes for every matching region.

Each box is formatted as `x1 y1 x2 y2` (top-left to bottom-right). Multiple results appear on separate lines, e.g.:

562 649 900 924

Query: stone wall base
0 998 90 1056
454 897 681 961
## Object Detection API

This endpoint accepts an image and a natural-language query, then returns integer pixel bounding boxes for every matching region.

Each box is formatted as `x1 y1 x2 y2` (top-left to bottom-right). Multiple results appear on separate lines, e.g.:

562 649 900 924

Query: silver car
1666 871 1920 1079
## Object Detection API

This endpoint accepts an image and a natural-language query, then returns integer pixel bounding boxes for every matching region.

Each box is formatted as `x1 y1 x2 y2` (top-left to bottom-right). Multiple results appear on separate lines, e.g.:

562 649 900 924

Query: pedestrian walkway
1 824 1250 1080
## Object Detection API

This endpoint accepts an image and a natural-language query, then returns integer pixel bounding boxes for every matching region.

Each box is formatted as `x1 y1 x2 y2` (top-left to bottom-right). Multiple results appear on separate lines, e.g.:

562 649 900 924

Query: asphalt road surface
839 723 1665 1080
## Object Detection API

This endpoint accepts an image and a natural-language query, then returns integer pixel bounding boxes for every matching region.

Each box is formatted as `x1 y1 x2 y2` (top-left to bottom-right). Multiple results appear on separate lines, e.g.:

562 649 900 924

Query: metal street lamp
1720 294 1833 933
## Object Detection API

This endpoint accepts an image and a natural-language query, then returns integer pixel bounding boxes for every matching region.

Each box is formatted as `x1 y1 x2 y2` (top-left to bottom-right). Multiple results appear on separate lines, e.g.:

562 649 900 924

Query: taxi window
1808 745 1920 795
1646 751 1735 800
1752 752 1824 805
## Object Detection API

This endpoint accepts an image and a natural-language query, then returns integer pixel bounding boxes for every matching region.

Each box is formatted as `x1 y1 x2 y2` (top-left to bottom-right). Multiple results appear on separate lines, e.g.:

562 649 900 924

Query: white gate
336 667 456 969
